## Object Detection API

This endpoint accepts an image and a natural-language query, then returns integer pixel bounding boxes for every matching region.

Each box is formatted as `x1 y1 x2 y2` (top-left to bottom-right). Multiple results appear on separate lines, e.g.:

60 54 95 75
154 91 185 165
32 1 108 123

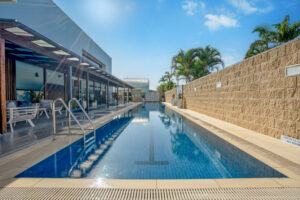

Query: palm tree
245 26 276 58
273 14 300 43
158 71 176 91
245 14 300 58
196 45 224 75
171 49 198 83
171 46 224 82
159 71 173 84
245 39 268 58
253 26 277 48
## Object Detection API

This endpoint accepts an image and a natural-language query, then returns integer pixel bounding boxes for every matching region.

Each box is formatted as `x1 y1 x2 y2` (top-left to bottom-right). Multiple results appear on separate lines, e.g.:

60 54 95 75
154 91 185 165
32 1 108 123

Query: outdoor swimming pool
16 103 285 179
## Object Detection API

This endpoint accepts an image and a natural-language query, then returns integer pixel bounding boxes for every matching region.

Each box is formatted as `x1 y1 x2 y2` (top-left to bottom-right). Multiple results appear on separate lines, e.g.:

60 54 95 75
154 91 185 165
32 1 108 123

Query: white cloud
204 14 237 31
182 0 205 16
227 0 274 14
182 0 206 16
227 0 257 14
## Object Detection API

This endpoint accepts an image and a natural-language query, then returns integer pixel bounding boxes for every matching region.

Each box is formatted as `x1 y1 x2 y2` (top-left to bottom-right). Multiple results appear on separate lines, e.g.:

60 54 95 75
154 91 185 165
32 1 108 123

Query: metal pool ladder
68 98 96 146
52 98 96 148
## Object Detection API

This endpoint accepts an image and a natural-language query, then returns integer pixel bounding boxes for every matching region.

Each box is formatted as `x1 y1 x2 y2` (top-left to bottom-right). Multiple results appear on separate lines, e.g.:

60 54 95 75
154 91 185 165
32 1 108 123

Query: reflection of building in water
131 105 150 123
131 103 165 123
143 102 162 111
131 118 149 123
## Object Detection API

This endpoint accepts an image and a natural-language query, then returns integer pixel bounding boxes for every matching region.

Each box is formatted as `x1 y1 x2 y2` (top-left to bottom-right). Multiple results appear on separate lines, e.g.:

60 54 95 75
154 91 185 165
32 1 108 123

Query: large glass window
16 61 44 101
94 82 101 107
108 85 114 106
89 80 96 108
118 87 125 104
72 76 79 99
129 89 132 102
46 69 64 100
112 86 118 106
80 78 87 108
101 83 106 105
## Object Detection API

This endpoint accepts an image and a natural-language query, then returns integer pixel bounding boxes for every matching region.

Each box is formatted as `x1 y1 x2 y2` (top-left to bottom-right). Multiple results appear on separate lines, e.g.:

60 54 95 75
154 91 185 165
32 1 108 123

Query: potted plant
28 90 43 106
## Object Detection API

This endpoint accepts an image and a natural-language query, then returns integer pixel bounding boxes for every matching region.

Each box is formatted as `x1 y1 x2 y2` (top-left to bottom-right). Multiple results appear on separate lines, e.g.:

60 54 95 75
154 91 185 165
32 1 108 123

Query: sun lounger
6 101 38 132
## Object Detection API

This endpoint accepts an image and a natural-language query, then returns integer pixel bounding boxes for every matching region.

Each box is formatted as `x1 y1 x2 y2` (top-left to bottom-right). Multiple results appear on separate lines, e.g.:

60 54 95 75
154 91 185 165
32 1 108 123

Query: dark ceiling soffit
0 18 133 89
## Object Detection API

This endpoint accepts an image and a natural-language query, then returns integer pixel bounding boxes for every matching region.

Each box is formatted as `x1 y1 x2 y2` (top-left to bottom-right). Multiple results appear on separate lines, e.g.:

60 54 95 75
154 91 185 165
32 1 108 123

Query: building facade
0 0 133 133
123 78 149 93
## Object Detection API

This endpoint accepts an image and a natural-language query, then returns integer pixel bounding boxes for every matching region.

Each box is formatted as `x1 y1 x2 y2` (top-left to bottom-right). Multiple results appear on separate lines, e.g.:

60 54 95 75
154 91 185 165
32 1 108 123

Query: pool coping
0 102 299 189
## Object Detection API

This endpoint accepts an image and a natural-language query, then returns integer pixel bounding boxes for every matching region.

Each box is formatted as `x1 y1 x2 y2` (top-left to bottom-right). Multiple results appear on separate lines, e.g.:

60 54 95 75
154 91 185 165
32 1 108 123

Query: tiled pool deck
0 102 299 191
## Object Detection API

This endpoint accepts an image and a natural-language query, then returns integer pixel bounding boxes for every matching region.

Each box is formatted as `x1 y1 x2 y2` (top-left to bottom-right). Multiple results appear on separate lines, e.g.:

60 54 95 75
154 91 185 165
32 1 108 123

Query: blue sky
53 0 300 89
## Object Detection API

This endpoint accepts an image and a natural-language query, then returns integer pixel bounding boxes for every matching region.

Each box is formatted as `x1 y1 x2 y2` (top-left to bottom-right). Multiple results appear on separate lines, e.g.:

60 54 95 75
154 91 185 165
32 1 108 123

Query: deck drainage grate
0 187 299 199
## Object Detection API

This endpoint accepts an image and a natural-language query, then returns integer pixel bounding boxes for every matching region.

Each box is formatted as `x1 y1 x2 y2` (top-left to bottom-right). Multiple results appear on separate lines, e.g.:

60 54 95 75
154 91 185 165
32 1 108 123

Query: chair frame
7 106 38 132
40 99 63 115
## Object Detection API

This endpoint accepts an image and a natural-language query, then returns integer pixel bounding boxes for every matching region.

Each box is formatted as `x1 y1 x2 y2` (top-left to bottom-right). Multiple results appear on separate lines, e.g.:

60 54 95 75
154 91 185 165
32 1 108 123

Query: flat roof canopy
0 18 133 89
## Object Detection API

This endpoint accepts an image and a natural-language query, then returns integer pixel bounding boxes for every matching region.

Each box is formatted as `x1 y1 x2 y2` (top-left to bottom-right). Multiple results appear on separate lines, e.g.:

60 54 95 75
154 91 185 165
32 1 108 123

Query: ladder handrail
68 98 96 139
52 98 85 142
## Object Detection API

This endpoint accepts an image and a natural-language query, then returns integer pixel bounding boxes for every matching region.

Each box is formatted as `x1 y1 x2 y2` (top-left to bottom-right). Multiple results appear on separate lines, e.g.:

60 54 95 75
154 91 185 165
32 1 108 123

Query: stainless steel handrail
52 98 85 143
68 98 96 140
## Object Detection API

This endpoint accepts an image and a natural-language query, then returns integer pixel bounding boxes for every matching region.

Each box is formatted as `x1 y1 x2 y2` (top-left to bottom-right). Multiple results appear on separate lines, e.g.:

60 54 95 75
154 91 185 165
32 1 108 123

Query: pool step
88 154 99 162
70 169 82 178
69 132 120 178
79 160 93 173
100 144 108 150
104 140 112 145
95 149 104 155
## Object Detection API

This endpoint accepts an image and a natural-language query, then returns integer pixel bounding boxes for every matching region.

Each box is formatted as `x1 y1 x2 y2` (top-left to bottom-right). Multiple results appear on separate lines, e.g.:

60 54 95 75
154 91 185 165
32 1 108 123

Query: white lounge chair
6 102 38 132
40 100 63 115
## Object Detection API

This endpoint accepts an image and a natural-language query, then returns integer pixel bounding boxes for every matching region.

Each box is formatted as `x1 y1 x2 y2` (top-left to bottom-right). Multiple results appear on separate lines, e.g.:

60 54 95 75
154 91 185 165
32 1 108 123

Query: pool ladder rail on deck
52 98 96 148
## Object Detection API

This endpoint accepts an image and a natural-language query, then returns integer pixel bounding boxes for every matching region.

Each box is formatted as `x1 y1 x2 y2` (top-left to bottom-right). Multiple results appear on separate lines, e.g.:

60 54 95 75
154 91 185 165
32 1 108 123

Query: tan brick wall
166 38 300 139
165 88 176 103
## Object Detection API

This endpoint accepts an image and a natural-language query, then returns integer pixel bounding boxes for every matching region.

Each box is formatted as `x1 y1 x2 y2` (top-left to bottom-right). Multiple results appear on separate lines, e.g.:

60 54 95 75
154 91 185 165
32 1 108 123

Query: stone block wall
165 38 300 139
165 88 176 103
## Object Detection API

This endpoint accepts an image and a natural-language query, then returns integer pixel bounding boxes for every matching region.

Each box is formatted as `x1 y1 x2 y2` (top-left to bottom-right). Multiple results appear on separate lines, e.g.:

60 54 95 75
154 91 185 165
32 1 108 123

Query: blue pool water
16 103 285 179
